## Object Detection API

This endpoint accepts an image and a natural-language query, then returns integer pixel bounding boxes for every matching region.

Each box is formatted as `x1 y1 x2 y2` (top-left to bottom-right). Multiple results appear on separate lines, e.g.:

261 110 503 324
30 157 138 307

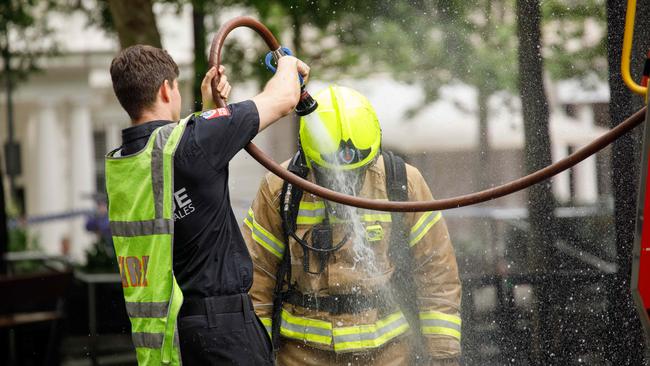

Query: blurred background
1 0 649 365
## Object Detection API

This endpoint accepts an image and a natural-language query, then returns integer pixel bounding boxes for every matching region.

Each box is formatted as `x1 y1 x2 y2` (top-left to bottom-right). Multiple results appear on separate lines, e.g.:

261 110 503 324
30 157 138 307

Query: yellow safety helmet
299 85 381 171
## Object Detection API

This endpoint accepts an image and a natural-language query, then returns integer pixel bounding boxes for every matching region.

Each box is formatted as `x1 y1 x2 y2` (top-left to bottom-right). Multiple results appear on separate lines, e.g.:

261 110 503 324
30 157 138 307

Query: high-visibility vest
105 117 189 365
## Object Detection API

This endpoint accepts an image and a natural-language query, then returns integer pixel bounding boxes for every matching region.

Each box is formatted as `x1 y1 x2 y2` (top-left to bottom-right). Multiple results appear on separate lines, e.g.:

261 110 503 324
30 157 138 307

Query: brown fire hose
209 16 647 212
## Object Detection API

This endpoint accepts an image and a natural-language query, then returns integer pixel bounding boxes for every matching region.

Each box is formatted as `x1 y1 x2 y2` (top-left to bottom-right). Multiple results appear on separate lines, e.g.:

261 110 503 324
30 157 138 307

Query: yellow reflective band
419 311 461 340
244 209 285 259
297 201 392 225
329 212 392 224
260 317 272 337
332 311 410 352
360 213 392 222
419 310 461 324
421 326 461 340
280 309 333 345
297 216 324 225
297 201 326 225
409 211 442 247
300 201 326 210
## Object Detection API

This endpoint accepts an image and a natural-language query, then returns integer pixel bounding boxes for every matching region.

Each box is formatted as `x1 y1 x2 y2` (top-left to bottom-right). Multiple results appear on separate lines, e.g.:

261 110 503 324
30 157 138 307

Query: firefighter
243 85 462 365
105 45 309 365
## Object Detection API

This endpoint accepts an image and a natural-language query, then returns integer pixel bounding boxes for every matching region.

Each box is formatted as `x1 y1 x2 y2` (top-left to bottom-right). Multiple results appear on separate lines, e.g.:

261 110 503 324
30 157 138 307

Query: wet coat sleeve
241 171 285 335
404 165 462 360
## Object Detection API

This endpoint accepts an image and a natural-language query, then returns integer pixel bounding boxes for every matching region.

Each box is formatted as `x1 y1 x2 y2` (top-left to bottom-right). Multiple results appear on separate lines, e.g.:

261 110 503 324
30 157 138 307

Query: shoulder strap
383 150 408 202
383 151 408 255
383 151 426 363
280 151 309 235
271 150 309 354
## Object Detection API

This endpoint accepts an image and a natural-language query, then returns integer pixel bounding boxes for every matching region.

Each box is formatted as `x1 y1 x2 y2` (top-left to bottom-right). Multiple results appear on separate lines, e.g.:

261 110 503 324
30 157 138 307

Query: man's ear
160 79 172 103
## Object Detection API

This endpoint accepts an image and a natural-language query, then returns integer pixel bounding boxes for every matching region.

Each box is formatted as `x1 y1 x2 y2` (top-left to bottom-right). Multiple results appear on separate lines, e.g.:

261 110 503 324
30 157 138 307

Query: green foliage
82 239 117 273
7 225 42 273
75 0 607 105
234 0 521 106
0 0 59 84
542 0 607 80
8 226 29 252
62 0 115 33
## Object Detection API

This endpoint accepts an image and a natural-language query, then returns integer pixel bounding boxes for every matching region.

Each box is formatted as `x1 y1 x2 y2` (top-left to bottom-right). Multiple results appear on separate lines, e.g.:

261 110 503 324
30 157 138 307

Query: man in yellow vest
243 86 462 365
105 44 309 365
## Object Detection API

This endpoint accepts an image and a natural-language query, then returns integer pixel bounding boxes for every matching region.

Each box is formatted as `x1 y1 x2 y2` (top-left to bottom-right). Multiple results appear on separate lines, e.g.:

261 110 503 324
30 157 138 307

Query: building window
564 104 578 119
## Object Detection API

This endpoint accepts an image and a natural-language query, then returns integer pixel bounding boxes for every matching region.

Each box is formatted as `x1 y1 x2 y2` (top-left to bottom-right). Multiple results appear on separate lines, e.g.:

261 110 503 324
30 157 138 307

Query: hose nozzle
296 87 318 116
265 46 318 116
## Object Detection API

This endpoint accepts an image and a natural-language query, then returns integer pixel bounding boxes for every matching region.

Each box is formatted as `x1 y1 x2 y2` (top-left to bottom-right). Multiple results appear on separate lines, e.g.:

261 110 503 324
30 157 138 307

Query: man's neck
133 109 175 126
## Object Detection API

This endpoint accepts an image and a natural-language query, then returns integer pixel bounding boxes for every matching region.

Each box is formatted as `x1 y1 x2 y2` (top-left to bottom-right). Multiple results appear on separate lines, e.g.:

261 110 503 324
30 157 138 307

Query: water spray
208 16 647 212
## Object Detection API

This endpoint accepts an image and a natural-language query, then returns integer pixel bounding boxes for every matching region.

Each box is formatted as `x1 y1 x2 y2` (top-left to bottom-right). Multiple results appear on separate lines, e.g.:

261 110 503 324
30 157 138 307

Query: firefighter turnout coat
243 155 462 363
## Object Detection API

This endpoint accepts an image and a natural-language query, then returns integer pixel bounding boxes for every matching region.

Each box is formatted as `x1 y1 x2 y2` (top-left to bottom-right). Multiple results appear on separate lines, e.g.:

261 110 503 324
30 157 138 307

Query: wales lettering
173 187 195 220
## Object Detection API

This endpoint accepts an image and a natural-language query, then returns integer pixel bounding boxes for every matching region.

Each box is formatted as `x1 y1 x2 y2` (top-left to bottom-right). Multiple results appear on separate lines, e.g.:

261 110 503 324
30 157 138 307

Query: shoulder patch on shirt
200 107 230 119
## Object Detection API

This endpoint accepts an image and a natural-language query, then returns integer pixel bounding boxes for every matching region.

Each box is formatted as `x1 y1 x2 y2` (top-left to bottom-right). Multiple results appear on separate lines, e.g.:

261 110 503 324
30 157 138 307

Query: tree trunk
516 1 556 364
192 0 207 112
1 31 12 275
605 0 649 364
107 0 162 49
477 86 490 189
0 163 7 274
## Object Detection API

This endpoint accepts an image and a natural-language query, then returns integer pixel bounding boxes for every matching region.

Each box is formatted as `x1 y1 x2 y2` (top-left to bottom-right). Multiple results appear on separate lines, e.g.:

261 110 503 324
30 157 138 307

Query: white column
576 105 595 128
106 122 121 153
31 101 68 256
551 141 571 203
574 154 598 204
69 101 96 262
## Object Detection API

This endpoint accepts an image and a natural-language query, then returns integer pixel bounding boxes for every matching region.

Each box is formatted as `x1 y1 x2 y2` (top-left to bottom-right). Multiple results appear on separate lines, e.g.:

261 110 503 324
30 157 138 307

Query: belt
283 288 394 315
180 293 254 318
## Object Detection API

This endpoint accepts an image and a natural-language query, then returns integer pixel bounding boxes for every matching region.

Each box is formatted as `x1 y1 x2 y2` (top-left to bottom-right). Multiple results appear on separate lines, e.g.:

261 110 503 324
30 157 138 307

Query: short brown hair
110 45 179 120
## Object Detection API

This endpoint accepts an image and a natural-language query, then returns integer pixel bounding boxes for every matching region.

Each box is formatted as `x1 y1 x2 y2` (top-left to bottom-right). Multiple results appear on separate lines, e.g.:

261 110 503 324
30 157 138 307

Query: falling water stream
302 113 381 278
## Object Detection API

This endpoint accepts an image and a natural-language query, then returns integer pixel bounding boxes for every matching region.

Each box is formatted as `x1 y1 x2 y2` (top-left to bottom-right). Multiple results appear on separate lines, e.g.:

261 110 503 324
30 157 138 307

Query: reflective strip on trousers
409 211 442 247
110 219 173 237
419 311 461 340
332 311 410 352
125 301 169 318
280 309 332 345
244 209 285 259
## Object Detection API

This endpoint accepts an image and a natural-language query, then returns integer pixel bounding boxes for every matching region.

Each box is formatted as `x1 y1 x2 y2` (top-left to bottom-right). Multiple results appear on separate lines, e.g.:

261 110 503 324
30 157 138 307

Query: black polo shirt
119 100 259 298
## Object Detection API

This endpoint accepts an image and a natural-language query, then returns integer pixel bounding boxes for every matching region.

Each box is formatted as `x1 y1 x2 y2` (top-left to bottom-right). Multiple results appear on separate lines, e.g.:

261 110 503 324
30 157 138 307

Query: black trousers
178 293 273 365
